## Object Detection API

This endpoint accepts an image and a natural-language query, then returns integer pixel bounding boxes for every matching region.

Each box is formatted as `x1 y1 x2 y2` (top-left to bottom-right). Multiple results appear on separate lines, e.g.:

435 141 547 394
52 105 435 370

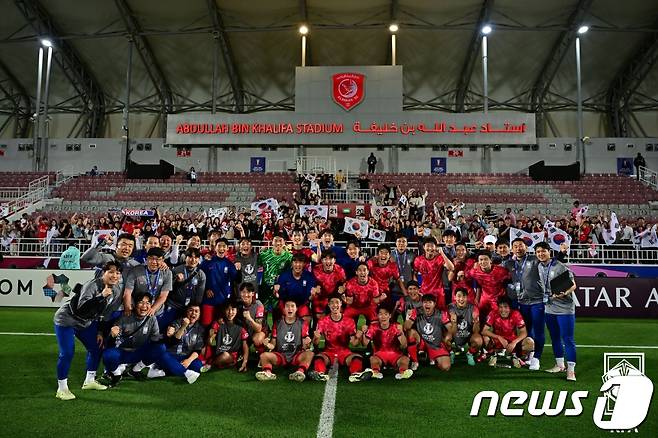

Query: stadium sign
573 277 658 318
167 113 536 145
0 269 95 307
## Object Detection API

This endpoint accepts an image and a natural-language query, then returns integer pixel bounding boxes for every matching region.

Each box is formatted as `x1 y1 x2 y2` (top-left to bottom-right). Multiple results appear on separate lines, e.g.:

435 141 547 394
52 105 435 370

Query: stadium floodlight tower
389 23 399 66
299 24 309 67
33 37 54 171
481 25 492 114
576 25 588 174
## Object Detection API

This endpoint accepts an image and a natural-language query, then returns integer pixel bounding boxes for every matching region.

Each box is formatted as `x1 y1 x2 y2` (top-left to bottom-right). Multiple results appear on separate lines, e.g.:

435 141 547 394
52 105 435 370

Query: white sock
57 379 69 392
567 361 576 372
132 361 146 372
556 357 565 368
527 352 535 361
84 371 97 384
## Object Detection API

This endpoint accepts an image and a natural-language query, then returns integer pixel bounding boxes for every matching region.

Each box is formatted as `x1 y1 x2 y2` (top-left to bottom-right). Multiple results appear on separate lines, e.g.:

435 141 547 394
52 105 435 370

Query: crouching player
309 294 373 383
447 287 482 366
256 300 313 382
208 300 249 372
481 296 535 368
404 294 453 372
239 283 267 353
152 304 204 383
102 293 165 386
363 305 413 380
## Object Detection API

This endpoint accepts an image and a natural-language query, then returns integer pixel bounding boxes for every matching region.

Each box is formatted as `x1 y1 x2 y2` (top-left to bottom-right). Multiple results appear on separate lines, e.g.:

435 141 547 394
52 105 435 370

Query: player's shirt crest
284 331 295 343
423 323 434 335
222 333 232 345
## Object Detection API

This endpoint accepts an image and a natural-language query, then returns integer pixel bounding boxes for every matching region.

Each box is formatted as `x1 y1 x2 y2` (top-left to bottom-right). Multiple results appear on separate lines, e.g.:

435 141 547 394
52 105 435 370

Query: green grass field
1 308 656 437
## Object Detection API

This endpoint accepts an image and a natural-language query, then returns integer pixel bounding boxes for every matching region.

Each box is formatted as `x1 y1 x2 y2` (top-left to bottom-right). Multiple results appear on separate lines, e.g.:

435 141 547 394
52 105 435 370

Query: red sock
399 365 408 372
297 364 308 373
263 364 273 372
407 340 418 362
314 358 327 373
349 357 363 374
372 365 380 372
468 346 478 354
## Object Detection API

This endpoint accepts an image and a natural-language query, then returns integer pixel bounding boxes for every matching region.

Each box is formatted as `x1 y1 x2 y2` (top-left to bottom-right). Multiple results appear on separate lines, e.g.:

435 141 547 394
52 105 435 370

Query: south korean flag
251 198 279 216
92 229 117 250
547 226 572 251
299 205 328 219
509 227 544 250
372 206 396 219
344 217 369 237
368 228 386 242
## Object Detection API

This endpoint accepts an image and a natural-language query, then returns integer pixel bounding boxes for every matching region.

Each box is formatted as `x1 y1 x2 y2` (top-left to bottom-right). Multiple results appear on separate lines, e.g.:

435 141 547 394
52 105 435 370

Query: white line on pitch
545 344 658 349
316 361 339 438
0 332 55 336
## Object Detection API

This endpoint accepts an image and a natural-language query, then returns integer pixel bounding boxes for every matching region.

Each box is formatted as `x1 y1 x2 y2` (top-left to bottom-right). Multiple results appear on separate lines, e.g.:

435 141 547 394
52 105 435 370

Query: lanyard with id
184 268 196 305
514 256 527 296
146 269 161 297
395 251 407 281
541 260 555 302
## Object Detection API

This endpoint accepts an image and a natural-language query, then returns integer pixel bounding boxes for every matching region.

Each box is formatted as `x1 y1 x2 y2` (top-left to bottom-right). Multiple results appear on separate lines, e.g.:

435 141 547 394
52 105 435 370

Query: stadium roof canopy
0 0 657 138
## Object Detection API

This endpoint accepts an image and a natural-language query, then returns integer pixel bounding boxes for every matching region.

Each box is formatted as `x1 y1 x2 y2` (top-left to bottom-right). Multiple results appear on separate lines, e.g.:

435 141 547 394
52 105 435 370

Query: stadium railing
322 189 372 203
2 238 657 264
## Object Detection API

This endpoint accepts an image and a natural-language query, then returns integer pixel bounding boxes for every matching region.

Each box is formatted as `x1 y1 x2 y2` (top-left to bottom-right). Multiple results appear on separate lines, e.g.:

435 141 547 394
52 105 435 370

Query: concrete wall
1 137 657 175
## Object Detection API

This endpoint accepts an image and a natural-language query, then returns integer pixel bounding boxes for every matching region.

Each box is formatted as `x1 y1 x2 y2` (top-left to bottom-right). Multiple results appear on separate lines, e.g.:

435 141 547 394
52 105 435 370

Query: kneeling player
363 305 413 380
309 294 372 383
239 283 267 351
152 304 204 383
256 300 313 382
405 294 453 372
481 296 535 368
447 288 482 366
210 300 249 372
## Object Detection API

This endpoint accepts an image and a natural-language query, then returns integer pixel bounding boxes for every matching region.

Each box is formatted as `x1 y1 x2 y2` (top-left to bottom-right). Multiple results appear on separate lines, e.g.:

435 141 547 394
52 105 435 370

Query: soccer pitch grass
0 308 656 438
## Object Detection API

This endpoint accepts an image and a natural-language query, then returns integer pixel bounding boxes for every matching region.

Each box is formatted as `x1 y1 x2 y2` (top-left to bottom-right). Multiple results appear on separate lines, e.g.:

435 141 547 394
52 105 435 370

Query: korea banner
251 198 279 215
368 228 386 242
547 226 572 251
509 227 544 250
205 207 228 220
299 205 329 219
92 229 117 250
344 217 369 236
121 208 155 217
371 206 397 219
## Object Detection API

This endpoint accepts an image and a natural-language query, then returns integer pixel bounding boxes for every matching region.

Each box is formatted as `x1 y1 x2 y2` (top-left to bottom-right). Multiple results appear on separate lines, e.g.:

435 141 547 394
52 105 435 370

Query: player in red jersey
404 294 453 371
290 229 314 270
367 244 405 302
255 300 314 382
344 262 386 324
413 237 455 311
481 296 535 368
458 251 511 323
448 242 477 304
362 305 413 380
309 294 373 383
312 250 347 321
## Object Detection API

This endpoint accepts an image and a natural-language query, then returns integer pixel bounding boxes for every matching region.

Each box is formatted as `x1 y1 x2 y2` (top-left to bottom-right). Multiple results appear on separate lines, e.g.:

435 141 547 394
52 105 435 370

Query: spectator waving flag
610 212 621 233
543 219 555 230
251 198 279 215
368 228 386 242
547 226 572 251
92 229 117 250
206 207 228 220
640 224 658 248
343 217 369 237
509 227 544 250
371 206 397 219
299 205 328 219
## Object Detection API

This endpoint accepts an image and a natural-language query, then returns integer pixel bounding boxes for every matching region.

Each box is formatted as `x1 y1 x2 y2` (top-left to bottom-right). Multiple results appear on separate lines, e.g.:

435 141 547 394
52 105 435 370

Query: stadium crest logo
593 353 653 432
332 73 365 111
